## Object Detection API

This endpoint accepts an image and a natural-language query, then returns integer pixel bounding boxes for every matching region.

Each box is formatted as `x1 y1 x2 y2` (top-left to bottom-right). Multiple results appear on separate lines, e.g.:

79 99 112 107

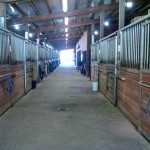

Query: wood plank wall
118 70 139 128
99 65 114 104
139 72 150 141
0 63 38 116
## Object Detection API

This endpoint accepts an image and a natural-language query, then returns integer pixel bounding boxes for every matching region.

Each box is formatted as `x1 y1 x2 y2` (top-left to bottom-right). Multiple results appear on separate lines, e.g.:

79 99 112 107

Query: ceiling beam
52 40 79 45
7 3 118 26
44 0 56 25
31 19 99 33
49 35 81 42
42 30 84 38
28 0 47 26
1 0 27 2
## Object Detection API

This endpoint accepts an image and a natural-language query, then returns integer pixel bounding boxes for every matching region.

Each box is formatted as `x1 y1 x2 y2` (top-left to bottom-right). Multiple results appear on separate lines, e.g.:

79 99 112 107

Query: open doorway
60 49 75 66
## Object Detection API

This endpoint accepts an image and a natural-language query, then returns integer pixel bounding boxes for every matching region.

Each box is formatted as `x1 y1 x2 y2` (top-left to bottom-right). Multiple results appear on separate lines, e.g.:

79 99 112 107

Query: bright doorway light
60 49 75 66
65 17 69 25
65 28 68 32
62 0 68 12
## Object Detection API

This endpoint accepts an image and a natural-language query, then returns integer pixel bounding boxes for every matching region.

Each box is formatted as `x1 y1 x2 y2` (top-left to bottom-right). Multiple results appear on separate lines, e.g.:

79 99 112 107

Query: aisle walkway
0 66 149 150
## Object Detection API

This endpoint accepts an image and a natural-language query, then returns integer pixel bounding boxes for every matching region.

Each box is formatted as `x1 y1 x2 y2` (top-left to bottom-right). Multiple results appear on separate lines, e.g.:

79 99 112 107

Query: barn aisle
0 66 149 150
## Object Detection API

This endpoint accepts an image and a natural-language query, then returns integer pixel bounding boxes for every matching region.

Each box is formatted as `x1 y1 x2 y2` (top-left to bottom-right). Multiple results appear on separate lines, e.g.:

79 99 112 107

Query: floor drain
57 107 69 111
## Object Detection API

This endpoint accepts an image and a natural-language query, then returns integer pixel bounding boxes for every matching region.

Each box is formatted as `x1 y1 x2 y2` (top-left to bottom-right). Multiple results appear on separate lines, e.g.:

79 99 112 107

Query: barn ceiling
4 0 150 50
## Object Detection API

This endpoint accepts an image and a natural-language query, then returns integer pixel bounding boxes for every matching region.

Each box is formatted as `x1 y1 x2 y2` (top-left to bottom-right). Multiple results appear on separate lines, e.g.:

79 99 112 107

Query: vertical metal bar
146 24 149 70
133 26 136 69
137 23 141 68
144 25 147 69
120 31 123 66
23 41 27 94
124 30 127 67
134 24 138 69
114 35 118 106
148 24 150 70
131 26 134 68
127 29 130 68
138 24 144 131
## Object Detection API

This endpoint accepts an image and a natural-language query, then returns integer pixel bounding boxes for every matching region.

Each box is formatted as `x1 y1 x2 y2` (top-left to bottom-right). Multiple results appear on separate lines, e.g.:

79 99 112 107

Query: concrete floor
0 66 149 150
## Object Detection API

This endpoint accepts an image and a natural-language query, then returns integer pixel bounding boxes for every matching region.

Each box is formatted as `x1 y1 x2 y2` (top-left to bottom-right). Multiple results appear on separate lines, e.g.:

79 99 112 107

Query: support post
36 33 40 81
100 9 104 39
119 0 125 29
91 23 95 44
0 1 6 28
86 25 91 77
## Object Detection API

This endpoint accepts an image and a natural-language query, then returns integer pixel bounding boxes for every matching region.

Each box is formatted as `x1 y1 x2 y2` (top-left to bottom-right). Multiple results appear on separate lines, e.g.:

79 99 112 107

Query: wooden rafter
44 0 56 25
49 35 81 42
31 19 100 33
42 30 84 39
7 3 118 26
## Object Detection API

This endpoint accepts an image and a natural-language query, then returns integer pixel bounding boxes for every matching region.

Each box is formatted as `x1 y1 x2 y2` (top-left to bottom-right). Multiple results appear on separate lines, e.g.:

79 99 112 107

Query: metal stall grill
118 15 150 139
120 21 143 70
99 33 118 105
0 31 9 65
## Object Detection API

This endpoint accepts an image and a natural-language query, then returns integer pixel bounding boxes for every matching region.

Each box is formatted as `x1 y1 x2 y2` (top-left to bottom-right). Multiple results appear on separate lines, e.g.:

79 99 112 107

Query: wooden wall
0 63 38 116
118 69 139 128
99 65 115 104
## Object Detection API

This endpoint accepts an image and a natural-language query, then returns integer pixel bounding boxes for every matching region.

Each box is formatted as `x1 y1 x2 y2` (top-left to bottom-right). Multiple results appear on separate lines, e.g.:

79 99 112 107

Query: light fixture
66 38 68 40
94 31 98 35
66 34 68 37
40 32 42 35
104 21 109 26
64 17 69 25
126 1 133 8
62 0 68 12
15 24 19 30
29 33 33 37
65 28 68 32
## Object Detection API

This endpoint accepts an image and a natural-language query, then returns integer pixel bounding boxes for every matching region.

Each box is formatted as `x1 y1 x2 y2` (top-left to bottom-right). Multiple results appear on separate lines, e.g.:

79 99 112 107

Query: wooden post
86 25 91 77
119 0 125 29
100 9 104 39
0 1 6 28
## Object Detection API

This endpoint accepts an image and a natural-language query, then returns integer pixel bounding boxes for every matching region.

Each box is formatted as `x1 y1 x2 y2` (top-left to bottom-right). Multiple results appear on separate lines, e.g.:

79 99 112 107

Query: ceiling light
65 28 68 32
66 34 68 37
66 38 68 40
29 33 33 37
15 24 19 30
65 17 69 25
94 31 98 35
104 21 109 26
126 2 133 8
62 0 68 12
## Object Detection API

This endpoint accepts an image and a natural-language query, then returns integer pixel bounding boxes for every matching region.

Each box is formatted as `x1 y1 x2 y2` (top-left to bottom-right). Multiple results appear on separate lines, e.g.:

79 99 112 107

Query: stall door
139 22 150 141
